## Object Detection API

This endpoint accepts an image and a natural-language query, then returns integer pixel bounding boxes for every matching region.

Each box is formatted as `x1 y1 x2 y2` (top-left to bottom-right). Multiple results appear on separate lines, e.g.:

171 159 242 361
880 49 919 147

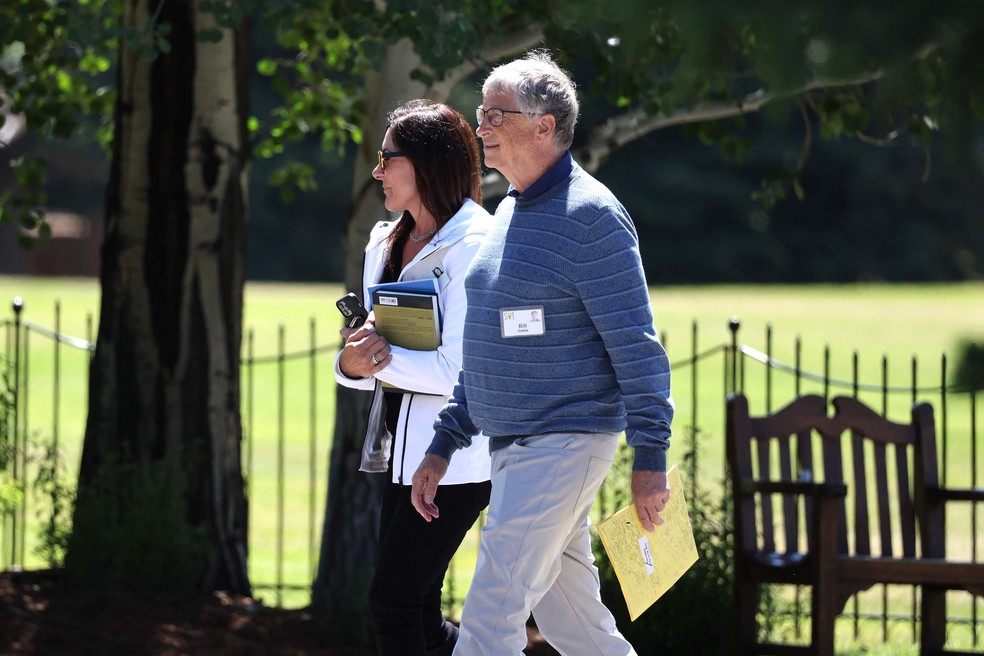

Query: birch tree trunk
70 0 252 595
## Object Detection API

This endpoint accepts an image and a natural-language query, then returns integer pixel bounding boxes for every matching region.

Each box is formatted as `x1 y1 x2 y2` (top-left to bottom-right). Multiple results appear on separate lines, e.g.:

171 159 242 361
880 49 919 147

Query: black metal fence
1 297 981 649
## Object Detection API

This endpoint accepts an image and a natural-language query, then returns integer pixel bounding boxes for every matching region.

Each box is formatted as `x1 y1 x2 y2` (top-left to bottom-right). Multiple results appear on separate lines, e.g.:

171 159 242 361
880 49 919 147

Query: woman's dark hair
384 100 482 252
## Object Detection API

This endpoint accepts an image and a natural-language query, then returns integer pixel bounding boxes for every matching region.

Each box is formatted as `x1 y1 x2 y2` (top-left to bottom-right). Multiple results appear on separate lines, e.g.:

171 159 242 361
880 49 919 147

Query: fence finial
728 316 741 393
12 296 23 315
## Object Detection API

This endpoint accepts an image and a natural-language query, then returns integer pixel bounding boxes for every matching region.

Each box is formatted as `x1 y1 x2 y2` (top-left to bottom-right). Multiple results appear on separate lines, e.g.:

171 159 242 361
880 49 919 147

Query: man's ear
536 113 556 141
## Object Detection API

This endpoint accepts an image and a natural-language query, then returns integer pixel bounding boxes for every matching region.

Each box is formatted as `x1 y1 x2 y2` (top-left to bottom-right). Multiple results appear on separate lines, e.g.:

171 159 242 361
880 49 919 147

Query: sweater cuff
632 445 667 472
426 430 459 463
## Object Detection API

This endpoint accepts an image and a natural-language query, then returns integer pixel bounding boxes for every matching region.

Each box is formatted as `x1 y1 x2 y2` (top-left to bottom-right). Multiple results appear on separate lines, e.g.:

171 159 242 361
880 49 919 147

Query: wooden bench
726 393 984 655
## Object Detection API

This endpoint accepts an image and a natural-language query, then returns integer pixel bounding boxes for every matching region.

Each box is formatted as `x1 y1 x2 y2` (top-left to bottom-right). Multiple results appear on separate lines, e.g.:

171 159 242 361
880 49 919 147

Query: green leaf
16 232 37 250
793 180 805 202
697 120 727 145
36 217 52 239
80 52 111 74
55 70 73 92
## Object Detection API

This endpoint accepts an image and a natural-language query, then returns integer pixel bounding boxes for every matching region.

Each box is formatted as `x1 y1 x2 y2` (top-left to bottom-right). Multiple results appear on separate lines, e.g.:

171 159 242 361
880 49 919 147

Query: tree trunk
70 0 251 595
310 39 427 623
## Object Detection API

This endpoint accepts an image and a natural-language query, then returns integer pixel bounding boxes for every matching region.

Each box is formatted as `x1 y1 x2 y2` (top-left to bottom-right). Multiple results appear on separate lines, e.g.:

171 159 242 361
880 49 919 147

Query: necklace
408 226 438 243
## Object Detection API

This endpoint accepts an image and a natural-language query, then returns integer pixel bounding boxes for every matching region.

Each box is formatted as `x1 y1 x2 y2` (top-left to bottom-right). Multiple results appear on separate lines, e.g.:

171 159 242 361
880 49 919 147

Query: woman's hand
340 312 375 342
338 314 392 378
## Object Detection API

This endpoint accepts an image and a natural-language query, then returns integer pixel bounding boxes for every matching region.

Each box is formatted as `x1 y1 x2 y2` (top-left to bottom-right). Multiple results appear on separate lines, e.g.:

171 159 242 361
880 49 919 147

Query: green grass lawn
2 275 982 651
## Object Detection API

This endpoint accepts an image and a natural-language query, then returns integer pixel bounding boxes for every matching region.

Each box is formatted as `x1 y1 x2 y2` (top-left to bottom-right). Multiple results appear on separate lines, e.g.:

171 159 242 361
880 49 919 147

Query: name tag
500 306 545 338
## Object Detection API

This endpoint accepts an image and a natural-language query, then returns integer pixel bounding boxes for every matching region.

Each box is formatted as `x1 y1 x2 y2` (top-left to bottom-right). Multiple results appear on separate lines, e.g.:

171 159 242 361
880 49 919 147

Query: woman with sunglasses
335 99 492 656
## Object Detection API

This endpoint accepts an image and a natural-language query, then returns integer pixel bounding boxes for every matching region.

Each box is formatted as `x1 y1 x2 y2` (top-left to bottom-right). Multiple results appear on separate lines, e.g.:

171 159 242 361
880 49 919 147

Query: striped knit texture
432 164 673 471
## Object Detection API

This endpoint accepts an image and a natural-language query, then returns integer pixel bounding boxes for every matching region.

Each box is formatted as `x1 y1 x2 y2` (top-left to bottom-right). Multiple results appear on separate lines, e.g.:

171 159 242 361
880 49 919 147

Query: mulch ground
0 569 559 655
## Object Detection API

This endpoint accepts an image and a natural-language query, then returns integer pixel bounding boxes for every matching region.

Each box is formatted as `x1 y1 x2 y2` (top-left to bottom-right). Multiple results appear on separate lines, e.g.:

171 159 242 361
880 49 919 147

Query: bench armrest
738 479 847 498
926 486 984 503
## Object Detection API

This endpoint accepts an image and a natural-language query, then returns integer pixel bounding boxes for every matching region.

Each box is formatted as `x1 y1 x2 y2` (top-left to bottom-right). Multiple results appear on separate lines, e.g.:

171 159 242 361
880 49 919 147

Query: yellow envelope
596 464 699 620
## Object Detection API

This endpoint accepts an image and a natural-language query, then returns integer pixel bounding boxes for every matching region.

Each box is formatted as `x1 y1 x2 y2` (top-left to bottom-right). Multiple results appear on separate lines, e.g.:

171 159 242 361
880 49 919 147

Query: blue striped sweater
428 161 673 471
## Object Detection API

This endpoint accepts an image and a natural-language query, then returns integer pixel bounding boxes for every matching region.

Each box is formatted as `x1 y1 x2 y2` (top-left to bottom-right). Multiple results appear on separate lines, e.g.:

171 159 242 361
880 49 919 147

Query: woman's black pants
369 480 491 656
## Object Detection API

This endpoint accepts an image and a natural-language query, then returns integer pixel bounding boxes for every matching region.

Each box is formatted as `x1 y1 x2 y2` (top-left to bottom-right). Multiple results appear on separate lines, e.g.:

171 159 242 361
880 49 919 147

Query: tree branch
572 71 885 174
428 22 545 99
480 71 888 201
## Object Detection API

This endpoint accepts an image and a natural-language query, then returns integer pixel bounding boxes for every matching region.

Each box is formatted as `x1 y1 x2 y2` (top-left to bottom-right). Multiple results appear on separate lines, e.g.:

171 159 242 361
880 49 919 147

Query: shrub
952 338 984 391
32 439 75 568
0 356 75 567
0 359 20 517
66 455 208 591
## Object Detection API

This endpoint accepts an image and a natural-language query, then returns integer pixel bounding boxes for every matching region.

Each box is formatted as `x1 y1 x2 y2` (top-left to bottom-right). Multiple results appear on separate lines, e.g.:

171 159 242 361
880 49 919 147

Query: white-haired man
411 50 673 656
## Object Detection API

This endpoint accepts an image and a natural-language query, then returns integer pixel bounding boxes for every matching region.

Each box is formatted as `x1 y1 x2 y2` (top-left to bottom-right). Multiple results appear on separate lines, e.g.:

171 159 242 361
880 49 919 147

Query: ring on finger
371 353 380 365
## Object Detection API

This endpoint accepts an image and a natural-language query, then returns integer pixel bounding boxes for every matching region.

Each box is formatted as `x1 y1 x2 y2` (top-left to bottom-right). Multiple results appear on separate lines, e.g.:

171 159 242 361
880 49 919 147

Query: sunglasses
377 150 406 171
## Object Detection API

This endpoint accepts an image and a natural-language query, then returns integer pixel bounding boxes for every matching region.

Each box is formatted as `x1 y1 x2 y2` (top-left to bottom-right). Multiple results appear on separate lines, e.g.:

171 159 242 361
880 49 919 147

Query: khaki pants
453 432 636 656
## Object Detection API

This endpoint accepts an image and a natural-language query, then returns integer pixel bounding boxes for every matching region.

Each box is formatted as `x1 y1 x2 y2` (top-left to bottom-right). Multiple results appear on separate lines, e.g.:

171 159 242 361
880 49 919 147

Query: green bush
66 455 208 591
0 356 74 567
0 359 20 517
952 338 984 391
32 439 75 568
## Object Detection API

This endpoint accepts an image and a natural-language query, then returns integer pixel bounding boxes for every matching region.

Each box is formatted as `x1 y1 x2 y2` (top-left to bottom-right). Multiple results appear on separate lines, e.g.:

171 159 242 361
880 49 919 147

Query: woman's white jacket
334 198 492 486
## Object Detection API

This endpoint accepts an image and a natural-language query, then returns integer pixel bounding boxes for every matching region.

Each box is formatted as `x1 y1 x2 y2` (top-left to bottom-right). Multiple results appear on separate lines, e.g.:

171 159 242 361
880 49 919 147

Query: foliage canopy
3 1 984 227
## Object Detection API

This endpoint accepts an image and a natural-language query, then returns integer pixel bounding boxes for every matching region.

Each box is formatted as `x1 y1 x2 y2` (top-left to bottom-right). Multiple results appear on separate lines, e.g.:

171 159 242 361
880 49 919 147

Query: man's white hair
482 49 579 150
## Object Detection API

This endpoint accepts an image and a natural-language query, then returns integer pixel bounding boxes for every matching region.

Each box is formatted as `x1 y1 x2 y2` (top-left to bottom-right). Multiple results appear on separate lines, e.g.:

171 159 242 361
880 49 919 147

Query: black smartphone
336 292 369 329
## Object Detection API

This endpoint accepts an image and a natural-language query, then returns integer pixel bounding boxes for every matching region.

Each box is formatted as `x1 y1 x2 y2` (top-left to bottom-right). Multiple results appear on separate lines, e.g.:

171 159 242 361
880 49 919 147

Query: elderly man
411 50 673 656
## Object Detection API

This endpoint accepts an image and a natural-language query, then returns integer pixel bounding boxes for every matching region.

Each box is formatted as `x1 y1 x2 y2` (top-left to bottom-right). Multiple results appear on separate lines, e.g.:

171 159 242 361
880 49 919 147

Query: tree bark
71 0 251 595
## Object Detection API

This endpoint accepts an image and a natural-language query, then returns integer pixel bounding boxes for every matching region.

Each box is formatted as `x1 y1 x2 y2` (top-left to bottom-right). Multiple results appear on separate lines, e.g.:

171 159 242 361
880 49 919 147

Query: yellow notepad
371 289 441 351
369 281 441 393
596 464 699 621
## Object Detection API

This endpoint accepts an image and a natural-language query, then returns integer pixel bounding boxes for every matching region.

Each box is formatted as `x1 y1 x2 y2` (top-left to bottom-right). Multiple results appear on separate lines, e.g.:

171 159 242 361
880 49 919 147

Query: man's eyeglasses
377 150 405 171
476 106 534 127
